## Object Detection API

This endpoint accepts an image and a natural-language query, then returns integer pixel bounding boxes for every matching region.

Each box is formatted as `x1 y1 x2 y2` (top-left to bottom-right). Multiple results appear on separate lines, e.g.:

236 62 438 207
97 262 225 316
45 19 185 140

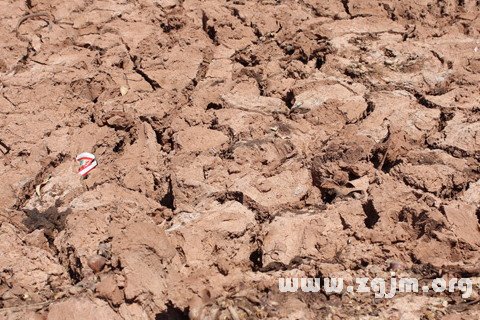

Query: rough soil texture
1 0 480 319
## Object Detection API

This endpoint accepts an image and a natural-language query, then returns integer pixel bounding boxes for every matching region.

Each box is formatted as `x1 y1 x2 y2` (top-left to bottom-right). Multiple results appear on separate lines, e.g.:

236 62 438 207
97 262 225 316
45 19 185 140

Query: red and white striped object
76 152 97 177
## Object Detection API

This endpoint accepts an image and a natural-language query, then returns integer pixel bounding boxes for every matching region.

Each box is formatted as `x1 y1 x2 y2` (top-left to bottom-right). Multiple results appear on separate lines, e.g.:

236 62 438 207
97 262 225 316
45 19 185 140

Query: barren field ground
1 0 480 319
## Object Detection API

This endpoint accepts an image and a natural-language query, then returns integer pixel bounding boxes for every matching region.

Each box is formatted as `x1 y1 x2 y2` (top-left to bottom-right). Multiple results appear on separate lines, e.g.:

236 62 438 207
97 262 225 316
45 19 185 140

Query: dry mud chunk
23 162 83 213
119 303 150 320
119 122 163 172
205 57 233 80
214 108 276 140
262 210 344 267
120 72 154 93
168 201 256 268
337 96 370 123
384 296 449 320
57 184 163 262
174 126 229 153
221 93 288 114
330 200 369 232
291 82 355 112
369 175 416 213
362 47 443 91
428 113 480 157
112 223 176 309
402 149 474 167
1 113 59 154
317 17 404 38
205 46 234 79
43 124 114 157
69 183 161 215
301 101 348 136
311 129 377 187
424 33 479 72
116 124 167 196
442 201 480 247
230 168 311 210
231 138 297 172
235 5 283 36
24 229 50 251
72 6 125 28
171 154 228 210
172 155 209 187
122 165 155 194
0 223 66 296
360 91 440 143
0 174 31 213
47 297 121 320
426 87 480 111
145 45 204 91
299 0 346 17
462 180 480 205
95 274 124 306
121 248 171 305
113 222 176 257
391 163 468 196
395 150 480 200
365 175 424 241
1 311 47 320
154 0 179 8
412 238 459 268
266 297 315 320
348 0 394 17
197 4 257 48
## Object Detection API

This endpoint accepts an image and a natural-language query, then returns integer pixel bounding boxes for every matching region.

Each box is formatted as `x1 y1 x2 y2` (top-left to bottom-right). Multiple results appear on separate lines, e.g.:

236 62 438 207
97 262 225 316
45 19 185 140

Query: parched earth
0 0 480 319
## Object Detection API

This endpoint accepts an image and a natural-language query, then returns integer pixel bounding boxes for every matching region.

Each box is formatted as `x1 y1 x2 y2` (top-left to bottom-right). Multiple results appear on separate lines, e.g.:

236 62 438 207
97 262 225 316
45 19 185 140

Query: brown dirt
1 0 480 319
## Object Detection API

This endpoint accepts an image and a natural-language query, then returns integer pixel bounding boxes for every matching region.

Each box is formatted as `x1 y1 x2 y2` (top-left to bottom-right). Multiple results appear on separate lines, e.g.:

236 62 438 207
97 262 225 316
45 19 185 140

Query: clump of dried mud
1 0 480 319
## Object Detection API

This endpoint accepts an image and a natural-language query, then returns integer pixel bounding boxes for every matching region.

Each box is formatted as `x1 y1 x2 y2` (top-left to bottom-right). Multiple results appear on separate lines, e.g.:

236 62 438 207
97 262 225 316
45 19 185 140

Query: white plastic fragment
120 85 129 96
35 175 51 197
76 152 97 177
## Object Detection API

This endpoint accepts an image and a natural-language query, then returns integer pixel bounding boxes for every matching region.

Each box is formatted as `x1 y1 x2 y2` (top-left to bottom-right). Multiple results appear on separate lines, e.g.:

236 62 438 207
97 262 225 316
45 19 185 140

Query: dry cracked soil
1 0 480 319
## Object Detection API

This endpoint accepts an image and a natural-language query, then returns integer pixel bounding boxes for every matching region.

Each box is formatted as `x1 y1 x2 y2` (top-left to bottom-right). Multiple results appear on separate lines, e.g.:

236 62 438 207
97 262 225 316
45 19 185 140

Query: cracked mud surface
1 0 480 319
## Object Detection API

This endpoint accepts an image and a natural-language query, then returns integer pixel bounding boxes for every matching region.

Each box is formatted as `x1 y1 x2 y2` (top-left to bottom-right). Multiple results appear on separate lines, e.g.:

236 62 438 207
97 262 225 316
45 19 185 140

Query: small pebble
87 255 107 273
